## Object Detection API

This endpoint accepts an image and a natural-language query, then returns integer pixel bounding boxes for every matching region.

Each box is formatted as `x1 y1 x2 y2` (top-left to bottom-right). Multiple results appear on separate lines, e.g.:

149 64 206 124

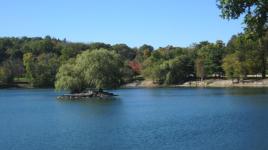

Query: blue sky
0 0 244 48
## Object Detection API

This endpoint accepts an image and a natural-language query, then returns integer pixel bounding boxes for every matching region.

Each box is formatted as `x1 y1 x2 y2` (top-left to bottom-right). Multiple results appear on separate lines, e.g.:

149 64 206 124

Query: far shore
122 79 268 88
2 78 268 89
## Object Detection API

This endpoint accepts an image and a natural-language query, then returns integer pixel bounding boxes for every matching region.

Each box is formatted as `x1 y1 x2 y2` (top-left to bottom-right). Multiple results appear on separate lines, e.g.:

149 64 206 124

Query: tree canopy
0 34 267 88
218 0 268 78
217 0 268 37
55 49 123 93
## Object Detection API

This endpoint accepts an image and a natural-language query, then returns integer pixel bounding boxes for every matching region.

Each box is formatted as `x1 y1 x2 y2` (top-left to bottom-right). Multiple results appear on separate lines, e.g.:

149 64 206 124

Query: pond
0 88 268 150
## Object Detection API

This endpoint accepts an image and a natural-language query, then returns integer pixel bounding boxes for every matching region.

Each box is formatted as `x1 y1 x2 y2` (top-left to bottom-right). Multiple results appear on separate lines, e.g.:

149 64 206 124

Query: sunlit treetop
217 0 268 37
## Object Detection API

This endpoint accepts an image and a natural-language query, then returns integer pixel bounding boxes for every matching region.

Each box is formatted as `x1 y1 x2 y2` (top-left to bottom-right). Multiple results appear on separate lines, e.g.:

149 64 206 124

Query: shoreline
122 79 268 88
2 79 268 89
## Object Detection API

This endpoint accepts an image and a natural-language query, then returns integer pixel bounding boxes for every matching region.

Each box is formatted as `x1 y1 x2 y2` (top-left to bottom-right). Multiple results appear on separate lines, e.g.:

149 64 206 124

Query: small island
0 0 267 95
54 49 122 99
57 89 117 100
1 35 268 94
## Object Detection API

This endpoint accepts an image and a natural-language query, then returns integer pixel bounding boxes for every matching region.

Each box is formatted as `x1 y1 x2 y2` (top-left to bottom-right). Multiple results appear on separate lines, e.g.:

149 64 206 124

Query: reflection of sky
0 88 267 150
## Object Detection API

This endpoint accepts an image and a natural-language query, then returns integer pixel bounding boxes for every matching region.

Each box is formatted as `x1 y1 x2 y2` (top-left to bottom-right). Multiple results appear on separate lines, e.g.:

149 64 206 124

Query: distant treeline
0 33 267 89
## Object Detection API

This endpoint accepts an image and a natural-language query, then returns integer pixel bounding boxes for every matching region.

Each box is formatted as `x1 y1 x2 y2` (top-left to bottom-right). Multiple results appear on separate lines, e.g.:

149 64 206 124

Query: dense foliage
141 47 195 84
0 31 267 89
23 53 60 87
217 0 268 37
55 49 123 93
217 0 268 78
0 1 267 89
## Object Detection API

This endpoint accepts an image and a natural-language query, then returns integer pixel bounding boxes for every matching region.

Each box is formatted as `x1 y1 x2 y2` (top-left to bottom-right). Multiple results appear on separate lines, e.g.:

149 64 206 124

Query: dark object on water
57 90 117 100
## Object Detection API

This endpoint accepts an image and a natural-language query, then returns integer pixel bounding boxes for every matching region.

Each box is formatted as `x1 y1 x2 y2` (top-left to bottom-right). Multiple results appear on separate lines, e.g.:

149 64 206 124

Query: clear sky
0 0 244 48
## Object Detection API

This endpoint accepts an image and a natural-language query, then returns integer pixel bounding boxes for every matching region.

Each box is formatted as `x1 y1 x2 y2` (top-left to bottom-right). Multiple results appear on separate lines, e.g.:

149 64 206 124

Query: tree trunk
259 39 267 79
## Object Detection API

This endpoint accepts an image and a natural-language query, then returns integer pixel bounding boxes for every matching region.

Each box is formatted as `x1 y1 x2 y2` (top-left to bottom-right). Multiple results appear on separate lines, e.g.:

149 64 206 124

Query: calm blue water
0 88 268 150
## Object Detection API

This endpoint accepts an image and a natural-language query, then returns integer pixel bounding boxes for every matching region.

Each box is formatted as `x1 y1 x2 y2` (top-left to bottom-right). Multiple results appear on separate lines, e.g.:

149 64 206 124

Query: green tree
88 42 111 50
0 60 15 84
217 0 268 37
0 39 13 63
23 53 34 81
77 49 123 88
55 59 85 93
195 41 225 78
22 37 56 55
112 44 136 60
55 49 124 93
60 46 77 62
165 55 194 84
222 52 242 82
142 54 194 84
226 34 263 77
195 58 205 81
23 53 60 87
218 0 268 78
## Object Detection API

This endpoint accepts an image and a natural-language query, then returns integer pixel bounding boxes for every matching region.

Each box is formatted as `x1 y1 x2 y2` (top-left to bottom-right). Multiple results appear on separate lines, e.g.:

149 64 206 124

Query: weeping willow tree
55 49 123 93
55 59 85 93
